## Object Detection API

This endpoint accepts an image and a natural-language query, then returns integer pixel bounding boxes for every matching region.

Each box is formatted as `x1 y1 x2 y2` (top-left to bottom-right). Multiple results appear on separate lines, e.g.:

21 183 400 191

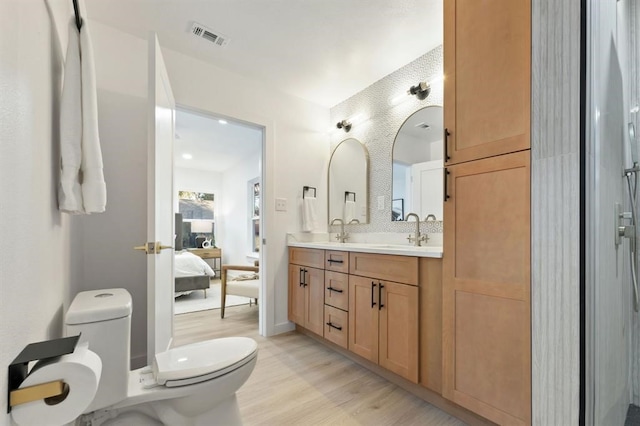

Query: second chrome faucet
330 218 349 243
405 213 428 247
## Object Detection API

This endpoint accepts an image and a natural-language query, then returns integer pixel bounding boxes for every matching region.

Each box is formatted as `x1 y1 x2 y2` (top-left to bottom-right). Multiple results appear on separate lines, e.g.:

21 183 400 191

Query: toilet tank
65 288 132 412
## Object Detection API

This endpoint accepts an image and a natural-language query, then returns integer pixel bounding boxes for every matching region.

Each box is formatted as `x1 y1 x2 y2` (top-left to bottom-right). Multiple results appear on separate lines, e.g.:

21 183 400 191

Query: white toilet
65 288 257 426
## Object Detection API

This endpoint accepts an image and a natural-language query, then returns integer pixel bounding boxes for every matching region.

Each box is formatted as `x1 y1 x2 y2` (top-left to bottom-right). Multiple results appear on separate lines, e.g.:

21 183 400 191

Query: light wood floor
174 305 466 425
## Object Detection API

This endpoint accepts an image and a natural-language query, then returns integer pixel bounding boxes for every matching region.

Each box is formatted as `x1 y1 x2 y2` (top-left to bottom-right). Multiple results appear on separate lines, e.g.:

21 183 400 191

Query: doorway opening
171 106 264 343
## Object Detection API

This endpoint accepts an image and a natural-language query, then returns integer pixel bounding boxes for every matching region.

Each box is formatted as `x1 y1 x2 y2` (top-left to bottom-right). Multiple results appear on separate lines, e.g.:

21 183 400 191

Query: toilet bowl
65 288 257 426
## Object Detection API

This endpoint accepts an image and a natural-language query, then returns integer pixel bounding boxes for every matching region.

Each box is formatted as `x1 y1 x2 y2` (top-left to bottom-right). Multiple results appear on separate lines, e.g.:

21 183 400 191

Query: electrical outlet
275 198 287 211
377 196 384 210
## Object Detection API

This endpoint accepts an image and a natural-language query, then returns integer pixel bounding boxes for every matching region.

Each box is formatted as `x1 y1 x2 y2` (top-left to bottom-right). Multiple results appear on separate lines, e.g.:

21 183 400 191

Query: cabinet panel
304 267 325 336
419 257 443 393
444 0 531 164
349 252 418 285
348 275 379 363
325 271 349 311
324 305 348 349
443 151 530 425
289 247 325 269
288 264 305 326
378 281 419 383
326 250 349 273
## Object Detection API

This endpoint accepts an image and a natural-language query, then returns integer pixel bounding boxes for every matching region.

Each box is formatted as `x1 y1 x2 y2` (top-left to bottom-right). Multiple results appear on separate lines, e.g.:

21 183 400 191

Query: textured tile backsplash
330 45 444 235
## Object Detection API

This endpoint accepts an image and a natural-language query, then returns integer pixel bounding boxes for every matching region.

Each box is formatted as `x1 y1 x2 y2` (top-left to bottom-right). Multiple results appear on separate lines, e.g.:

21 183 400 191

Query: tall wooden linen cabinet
442 0 531 425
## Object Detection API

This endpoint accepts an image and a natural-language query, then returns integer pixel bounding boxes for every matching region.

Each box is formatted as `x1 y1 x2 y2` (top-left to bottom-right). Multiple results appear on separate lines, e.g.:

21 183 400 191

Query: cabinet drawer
189 248 221 259
324 305 348 349
326 250 349 273
349 252 418 286
325 271 348 311
289 247 325 269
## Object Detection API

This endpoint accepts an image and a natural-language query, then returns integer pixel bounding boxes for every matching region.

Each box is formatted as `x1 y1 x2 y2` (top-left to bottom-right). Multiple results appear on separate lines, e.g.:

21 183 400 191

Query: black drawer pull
327 259 344 264
444 128 451 161
327 286 343 293
303 269 308 287
371 282 377 308
378 283 384 311
299 268 304 287
326 322 343 331
443 168 450 202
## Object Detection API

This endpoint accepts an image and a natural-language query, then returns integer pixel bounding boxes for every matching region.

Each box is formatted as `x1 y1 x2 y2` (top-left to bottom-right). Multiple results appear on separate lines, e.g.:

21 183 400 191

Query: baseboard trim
296 326 495 426
270 321 295 336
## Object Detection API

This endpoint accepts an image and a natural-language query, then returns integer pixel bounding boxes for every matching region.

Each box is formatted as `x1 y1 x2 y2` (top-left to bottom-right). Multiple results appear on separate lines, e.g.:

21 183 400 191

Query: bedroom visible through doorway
172 107 263 339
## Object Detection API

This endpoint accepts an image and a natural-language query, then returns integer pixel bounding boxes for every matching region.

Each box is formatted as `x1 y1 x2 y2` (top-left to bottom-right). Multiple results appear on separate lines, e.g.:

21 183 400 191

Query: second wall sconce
408 82 431 100
336 119 352 132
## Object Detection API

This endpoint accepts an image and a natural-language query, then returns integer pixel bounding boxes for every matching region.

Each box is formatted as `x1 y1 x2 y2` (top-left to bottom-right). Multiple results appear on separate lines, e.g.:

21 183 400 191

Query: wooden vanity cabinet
443 0 531 165
348 253 419 383
288 248 325 336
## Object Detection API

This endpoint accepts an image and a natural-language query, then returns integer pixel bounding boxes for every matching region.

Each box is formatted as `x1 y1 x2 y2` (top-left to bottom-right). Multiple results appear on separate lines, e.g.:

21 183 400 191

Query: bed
175 251 215 297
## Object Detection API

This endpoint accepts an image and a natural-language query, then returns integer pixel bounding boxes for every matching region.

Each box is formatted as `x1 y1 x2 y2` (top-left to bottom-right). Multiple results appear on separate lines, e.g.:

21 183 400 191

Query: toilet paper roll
11 345 102 426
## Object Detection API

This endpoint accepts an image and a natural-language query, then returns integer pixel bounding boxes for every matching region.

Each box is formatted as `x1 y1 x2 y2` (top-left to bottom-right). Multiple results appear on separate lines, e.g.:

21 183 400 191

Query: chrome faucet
425 214 437 221
330 218 349 243
405 213 428 246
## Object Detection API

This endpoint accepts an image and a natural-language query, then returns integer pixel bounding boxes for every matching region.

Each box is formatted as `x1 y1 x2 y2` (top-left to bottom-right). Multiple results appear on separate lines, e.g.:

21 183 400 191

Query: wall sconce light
336 119 352 132
408 82 431 100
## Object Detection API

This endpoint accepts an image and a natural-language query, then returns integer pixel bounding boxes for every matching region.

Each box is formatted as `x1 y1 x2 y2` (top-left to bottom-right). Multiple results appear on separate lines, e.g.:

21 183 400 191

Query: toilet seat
153 337 258 387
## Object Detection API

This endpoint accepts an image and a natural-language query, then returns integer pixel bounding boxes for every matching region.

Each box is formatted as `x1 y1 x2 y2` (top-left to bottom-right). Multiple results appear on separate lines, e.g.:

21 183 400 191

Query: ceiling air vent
190 22 229 48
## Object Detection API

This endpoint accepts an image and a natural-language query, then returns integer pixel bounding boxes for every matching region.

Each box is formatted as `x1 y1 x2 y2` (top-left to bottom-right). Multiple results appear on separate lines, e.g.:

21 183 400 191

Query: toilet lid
153 337 257 387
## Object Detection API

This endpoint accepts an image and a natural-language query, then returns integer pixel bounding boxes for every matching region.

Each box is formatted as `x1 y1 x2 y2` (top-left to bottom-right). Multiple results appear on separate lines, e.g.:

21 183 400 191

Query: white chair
220 263 259 318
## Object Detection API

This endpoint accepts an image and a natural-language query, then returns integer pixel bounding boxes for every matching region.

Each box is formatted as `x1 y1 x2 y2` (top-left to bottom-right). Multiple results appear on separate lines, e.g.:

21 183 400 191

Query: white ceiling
84 0 443 107
174 109 262 172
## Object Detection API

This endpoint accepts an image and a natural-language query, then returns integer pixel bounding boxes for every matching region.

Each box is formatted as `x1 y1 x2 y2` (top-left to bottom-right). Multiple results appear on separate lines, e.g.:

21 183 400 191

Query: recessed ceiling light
218 119 227 125
182 153 193 160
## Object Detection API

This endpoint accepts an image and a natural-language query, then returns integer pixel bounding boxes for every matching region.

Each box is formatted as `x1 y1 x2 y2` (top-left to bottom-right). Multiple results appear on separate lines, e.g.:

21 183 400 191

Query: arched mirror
392 105 443 221
328 138 369 224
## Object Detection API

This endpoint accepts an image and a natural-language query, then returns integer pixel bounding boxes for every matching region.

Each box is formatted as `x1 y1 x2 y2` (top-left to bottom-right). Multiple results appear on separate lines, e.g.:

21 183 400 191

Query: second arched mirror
392 105 443 222
328 138 369 224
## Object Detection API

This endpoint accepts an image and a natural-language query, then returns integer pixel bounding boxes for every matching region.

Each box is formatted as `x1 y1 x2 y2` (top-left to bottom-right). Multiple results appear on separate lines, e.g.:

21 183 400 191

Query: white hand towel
79 20 106 213
58 19 106 214
58 20 83 213
302 197 319 232
344 200 356 224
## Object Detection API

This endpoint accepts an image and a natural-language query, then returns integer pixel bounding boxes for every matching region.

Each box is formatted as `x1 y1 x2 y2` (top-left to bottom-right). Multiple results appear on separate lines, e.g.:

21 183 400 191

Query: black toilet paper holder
7 335 80 413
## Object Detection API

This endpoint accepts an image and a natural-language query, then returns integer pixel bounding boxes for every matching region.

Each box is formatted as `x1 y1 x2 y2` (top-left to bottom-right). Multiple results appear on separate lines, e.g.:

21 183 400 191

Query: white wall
0 0 75 419
79 20 329 358
220 151 260 265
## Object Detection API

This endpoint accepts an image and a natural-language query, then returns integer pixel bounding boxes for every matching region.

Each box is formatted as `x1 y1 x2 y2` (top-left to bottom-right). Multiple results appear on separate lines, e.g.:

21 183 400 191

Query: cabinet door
348 275 379 363
304 267 325 336
288 264 305 326
443 151 531 425
378 281 419 383
444 0 530 165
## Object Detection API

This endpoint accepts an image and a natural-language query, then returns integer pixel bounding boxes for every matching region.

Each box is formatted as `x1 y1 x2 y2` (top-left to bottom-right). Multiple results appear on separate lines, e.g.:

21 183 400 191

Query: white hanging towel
302 197 319 232
58 19 106 214
344 200 356 224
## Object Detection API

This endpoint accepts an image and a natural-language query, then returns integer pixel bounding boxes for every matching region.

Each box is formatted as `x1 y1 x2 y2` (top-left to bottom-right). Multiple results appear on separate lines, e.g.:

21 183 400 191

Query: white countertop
287 240 443 258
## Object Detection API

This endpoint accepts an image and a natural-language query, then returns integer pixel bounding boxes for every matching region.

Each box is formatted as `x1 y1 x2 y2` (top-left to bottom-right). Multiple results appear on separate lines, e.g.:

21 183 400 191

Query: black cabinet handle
378 283 385 310
303 269 308 287
443 168 450 202
327 286 343 293
299 268 304 287
371 282 377 308
326 322 343 331
327 259 344 264
444 128 451 161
